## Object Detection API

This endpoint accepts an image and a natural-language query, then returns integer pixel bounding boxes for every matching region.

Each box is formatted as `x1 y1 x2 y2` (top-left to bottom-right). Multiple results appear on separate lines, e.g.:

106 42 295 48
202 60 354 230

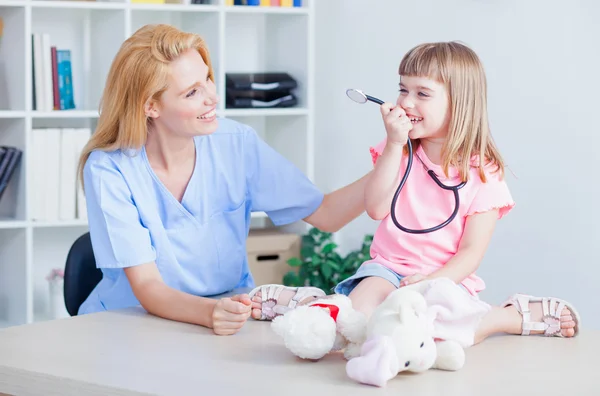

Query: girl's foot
503 294 580 337
248 284 326 321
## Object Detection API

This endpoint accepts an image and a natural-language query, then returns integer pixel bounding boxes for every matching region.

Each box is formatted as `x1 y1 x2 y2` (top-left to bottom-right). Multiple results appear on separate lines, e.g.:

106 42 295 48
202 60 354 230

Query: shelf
0 111 26 118
251 211 267 219
130 3 219 12
30 1 126 10
0 219 88 229
225 5 309 14
31 219 88 228
0 1 308 13
31 215 265 225
222 108 308 117
31 110 99 119
31 216 265 226
0 219 27 229
0 1 24 8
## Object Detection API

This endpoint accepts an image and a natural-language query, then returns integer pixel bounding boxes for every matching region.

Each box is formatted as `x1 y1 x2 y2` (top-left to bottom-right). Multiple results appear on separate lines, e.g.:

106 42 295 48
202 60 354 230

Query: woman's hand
400 273 427 287
211 294 252 335
380 102 412 146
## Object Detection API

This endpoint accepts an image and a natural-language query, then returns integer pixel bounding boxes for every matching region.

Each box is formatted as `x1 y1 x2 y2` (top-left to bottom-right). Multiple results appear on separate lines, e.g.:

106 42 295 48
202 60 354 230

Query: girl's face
148 48 219 138
396 75 450 141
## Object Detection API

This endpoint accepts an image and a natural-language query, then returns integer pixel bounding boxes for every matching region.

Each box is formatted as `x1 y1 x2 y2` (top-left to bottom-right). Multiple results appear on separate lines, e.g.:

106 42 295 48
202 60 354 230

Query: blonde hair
399 41 504 182
77 24 214 186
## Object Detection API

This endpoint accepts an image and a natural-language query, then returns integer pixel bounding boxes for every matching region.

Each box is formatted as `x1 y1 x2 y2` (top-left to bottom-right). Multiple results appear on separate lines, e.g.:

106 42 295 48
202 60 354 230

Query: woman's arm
364 142 406 220
302 141 405 232
124 263 252 335
303 171 371 233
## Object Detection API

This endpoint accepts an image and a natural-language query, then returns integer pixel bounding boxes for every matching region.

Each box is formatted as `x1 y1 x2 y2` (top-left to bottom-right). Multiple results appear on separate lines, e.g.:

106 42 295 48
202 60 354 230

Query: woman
77 24 369 335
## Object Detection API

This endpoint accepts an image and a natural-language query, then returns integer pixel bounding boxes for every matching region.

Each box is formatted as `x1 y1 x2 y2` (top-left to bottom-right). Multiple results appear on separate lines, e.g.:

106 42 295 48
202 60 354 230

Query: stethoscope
346 88 467 234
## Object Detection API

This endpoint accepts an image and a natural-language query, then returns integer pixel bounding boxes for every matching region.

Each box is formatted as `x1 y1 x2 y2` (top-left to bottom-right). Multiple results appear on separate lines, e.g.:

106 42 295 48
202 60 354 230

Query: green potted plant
283 227 373 293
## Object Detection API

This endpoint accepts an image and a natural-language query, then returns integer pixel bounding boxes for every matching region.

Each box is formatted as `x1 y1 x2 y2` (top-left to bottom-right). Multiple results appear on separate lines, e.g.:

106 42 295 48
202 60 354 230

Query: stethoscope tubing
363 95 466 234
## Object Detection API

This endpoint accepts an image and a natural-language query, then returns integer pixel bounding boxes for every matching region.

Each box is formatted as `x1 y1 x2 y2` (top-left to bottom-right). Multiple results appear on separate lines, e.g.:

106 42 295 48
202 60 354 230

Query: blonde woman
77 24 369 335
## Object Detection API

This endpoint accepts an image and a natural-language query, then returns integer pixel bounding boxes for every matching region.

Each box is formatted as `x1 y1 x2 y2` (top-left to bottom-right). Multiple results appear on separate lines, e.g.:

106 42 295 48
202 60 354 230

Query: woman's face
149 48 219 138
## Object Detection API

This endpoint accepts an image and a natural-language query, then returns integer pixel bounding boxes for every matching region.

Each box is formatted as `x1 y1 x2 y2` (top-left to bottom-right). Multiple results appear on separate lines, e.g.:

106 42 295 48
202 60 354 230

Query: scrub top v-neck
78 118 324 314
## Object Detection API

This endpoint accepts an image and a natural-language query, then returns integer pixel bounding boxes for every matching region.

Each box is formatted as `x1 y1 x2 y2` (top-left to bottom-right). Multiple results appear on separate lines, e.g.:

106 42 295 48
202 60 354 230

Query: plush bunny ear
381 288 427 316
346 335 399 387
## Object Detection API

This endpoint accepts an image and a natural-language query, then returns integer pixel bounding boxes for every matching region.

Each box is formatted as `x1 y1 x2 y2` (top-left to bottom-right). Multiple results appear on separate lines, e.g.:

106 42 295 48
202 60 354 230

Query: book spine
33 34 45 111
51 47 60 111
41 34 53 112
57 50 75 110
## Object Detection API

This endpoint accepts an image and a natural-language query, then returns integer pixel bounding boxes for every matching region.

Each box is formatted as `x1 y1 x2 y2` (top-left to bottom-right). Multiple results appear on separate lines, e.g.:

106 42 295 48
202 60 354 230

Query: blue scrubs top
78 118 324 314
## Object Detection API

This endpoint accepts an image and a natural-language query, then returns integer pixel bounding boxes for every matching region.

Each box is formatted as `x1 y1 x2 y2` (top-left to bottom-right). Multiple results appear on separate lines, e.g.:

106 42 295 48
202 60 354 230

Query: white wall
314 0 600 328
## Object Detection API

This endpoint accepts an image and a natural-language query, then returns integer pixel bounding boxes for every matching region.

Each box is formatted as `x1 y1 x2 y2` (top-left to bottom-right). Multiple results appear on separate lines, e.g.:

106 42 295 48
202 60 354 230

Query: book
31 128 91 221
59 128 78 220
51 47 60 110
32 34 45 111
56 50 75 110
42 33 53 111
0 147 23 201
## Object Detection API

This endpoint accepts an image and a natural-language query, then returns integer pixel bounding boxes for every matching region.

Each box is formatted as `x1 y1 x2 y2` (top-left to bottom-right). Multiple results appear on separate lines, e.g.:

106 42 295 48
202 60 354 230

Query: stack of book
225 72 298 108
0 146 22 202
229 0 303 6
30 128 90 222
31 33 75 112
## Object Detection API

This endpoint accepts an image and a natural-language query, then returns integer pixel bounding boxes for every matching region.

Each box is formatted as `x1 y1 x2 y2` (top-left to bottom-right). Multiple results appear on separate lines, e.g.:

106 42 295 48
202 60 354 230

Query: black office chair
63 232 103 316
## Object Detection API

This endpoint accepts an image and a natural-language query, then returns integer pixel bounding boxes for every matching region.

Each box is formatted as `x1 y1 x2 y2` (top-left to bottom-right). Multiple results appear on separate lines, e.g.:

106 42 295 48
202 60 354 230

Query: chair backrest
63 232 103 316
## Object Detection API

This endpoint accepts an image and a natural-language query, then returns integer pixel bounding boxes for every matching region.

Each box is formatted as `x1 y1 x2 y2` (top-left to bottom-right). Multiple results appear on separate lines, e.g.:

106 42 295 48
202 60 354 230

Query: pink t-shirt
364 138 515 295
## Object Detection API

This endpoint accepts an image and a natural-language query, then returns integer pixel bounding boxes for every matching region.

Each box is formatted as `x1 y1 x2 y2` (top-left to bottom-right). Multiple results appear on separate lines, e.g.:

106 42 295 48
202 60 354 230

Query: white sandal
502 293 581 337
249 284 326 321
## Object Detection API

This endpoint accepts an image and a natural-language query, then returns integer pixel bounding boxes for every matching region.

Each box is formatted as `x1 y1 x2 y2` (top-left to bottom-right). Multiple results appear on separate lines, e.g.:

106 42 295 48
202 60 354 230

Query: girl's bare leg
474 304 576 344
347 277 397 318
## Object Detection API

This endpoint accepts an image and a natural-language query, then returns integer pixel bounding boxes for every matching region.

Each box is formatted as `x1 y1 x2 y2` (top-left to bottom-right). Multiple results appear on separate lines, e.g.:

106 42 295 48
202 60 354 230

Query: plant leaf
326 259 341 271
283 272 300 287
301 246 314 259
287 257 303 267
321 264 333 279
309 227 321 237
322 242 337 254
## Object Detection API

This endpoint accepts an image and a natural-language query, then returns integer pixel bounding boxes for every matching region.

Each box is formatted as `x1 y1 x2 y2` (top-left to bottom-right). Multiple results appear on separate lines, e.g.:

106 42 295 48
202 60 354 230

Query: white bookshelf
0 0 315 327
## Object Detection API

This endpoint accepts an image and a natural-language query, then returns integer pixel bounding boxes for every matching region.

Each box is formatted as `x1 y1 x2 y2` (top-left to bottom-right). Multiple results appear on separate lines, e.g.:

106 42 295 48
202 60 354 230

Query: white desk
0 305 597 396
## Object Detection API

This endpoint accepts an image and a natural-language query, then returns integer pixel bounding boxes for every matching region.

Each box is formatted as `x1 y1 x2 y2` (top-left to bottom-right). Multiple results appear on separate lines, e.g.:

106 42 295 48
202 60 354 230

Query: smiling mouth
197 109 216 120
407 115 423 124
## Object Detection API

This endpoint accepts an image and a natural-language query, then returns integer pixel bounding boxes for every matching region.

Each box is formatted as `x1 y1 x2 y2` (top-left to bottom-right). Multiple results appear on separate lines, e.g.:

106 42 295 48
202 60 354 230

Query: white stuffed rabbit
346 286 465 387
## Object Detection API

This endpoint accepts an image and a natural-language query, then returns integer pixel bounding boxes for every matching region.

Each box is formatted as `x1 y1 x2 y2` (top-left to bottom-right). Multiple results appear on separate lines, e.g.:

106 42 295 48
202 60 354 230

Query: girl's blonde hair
77 24 214 186
399 41 504 182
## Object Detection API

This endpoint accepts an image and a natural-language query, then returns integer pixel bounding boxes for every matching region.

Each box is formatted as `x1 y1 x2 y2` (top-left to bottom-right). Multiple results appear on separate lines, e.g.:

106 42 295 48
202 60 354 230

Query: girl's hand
380 102 413 146
211 294 252 335
400 273 427 287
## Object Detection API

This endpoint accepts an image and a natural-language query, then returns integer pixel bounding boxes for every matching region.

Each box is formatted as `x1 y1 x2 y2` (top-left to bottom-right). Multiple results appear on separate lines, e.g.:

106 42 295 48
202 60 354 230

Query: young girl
251 41 580 343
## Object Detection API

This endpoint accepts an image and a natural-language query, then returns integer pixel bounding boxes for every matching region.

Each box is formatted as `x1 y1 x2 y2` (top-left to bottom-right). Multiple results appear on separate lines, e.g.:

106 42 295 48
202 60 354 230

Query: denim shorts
334 263 406 296
334 262 469 296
